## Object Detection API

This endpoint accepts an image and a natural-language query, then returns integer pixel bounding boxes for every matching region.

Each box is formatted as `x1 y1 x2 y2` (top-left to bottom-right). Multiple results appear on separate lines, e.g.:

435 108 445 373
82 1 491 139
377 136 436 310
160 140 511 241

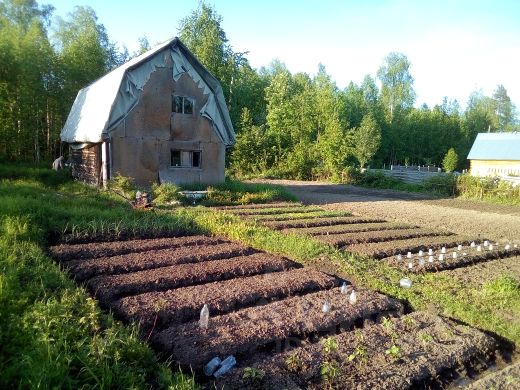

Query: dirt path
254 179 520 240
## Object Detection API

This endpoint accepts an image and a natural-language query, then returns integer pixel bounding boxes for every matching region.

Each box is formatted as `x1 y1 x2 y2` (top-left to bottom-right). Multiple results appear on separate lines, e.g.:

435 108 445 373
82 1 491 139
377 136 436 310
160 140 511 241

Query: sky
47 0 520 110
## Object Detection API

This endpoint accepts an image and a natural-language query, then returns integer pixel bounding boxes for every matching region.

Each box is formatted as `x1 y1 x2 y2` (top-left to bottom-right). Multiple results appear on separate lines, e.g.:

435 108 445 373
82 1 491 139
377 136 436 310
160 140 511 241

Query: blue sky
47 0 520 110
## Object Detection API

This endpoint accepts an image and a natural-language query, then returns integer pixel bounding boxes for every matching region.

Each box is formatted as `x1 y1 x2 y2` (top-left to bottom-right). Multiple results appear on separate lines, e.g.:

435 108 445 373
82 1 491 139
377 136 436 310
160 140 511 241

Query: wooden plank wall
70 144 101 185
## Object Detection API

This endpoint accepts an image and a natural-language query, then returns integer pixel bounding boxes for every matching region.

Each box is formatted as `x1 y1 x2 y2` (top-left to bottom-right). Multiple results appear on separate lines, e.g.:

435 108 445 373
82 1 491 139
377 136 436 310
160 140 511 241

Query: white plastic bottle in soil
349 290 357 305
213 355 236 378
340 282 349 294
200 304 209 330
400 278 412 288
428 248 433 255
322 301 331 312
204 356 222 376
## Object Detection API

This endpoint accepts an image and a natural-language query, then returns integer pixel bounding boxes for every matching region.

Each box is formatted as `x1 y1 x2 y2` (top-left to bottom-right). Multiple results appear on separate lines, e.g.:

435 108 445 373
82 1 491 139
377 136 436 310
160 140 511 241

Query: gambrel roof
61 37 235 146
467 132 520 161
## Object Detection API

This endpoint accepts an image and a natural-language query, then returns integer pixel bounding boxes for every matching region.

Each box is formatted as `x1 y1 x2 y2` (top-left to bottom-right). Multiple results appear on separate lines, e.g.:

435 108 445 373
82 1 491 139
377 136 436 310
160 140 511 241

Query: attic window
172 95 193 115
170 150 202 168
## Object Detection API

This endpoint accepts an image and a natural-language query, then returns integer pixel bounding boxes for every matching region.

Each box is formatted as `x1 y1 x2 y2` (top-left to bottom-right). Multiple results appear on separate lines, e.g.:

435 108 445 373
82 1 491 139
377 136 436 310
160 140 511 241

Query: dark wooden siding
70 143 101 185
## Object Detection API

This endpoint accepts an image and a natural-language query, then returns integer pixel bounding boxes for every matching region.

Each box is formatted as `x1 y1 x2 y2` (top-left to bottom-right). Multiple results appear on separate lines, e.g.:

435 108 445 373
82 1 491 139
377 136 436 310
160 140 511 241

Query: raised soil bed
65 242 257 282
447 255 520 286
283 222 414 236
226 206 323 216
346 236 479 259
153 288 403 369
114 267 341 330
385 247 520 273
466 360 520 390
216 312 496 390
264 217 386 230
249 211 353 222
315 228 452 247
216 202 300 210
49 235 224 262
87 253 298 303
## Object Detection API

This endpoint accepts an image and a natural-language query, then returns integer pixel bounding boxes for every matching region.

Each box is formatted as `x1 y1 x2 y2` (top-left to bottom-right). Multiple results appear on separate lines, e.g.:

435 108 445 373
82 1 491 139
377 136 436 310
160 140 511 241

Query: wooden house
467 132 520 179
61 38 235 187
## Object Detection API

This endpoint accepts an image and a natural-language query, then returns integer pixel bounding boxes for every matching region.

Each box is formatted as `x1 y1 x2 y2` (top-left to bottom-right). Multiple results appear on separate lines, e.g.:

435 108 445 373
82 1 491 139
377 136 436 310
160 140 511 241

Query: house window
172 95 194 114
170 150 202 168
192 151 201 168
171 150 181 167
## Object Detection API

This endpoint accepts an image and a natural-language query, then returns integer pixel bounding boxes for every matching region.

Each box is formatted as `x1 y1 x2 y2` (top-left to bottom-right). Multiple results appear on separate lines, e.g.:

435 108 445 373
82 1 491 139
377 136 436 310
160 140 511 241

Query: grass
180 177 297 206
185 207 520 347
0 165 197 389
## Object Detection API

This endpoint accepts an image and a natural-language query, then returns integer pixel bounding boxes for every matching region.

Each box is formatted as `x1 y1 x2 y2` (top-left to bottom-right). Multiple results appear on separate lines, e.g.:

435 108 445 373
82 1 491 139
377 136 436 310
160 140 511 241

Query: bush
152 182 183 205
108 174 136 200
442 148 459 173
423 174 457 196
456 174 520 204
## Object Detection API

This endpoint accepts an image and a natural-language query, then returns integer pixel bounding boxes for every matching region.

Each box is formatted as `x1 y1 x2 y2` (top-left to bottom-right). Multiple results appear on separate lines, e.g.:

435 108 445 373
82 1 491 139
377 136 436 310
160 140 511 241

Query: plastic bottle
470 241 476 248
489 244 494 251
457 244 463 251
441 247 446 254
407 252 412 258
204 357 222 376
349 290 357 305
322 301 331 313
400 278 412 288
452 252 457 259
439 254 444 261
199 304 209 330
477 245 482 252
428 255 434 262
505 244 511 251
213 355 236 378
418 250 424 257
428 248 433 255
419 258 425 266
484 240 489 247
396 254 402 261
340 282 349 294
408 262 413 269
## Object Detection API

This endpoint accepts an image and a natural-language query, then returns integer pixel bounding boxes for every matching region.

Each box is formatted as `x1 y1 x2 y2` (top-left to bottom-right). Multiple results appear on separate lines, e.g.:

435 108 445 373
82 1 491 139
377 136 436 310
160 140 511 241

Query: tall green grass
0 165 197 389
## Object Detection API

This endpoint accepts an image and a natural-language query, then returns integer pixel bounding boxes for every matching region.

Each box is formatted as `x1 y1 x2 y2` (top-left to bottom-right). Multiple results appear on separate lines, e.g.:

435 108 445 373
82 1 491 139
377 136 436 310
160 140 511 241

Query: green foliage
0 166 197 388
320 361 339 383
456 174 520 204
321 337 339 354
181 178 296 206
152 182 183 205
442 148 459 172
285 353 303 372
384 345 401 359
352 113 382 168
108 173 136 200
242 367 265 383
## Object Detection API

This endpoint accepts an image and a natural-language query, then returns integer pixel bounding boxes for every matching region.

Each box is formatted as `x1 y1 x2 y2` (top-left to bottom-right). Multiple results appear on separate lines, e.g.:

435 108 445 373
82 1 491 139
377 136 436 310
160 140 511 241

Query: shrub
442 148 459 173
152 182 183 205
423 174 457 196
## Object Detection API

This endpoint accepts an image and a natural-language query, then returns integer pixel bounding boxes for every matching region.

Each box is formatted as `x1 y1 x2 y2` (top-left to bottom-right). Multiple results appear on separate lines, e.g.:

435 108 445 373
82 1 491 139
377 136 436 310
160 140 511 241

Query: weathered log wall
70 144 101 185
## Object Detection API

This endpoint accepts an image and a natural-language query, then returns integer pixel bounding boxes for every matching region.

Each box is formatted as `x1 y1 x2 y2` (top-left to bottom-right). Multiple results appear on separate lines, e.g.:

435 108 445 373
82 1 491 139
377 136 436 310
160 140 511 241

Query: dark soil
217 202 300 210
228 206 322 216
153 288 403 369
87 253 298 303
49 235 225 262
316 228 452 247
114 268 341 330
385 247 520 273
466 360 520 389
264 217 386 230
250 211 353 222
447 255 520 286
217 312 497 390
64 242 256 282
347 236 480 259
283 222 414 236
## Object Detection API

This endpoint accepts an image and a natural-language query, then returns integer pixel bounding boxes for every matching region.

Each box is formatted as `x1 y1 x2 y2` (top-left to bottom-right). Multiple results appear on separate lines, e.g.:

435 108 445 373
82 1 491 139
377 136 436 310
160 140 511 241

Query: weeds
321 336 339 354
285 353 303 372
242 367 265 384
385 345 401 360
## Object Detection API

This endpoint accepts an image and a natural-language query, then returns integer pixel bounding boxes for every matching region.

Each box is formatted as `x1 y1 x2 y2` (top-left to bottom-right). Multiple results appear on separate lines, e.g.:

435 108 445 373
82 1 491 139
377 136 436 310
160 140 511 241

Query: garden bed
114 267 341 330
217 202 300 210
49 235 224 261
226 206 323 216
316 228 451 247
264 217 386 230
87 253 298 303
249 211 353 222
346 236 479 259
153 288 403 369
216 312 496 390
283 222 414 236
65 242 257 282
385 247 520 273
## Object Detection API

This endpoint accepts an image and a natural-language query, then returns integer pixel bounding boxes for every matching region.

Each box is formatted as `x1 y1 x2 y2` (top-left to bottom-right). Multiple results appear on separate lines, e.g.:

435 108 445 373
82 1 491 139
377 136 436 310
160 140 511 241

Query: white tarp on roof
61 38 235 147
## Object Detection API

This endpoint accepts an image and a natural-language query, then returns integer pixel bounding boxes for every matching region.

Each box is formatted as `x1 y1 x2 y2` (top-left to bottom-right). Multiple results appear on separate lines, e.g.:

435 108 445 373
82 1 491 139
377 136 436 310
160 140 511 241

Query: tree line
1 1 518 180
